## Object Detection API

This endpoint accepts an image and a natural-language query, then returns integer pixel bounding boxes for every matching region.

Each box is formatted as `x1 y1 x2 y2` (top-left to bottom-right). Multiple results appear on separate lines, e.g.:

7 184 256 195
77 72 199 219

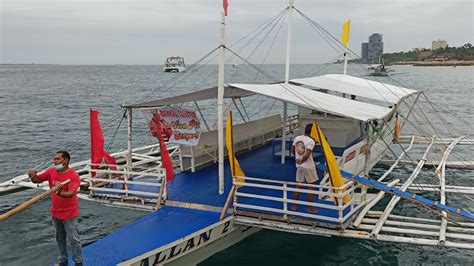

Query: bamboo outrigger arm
436 136 464 245
353 179 400 227
370 138 435 237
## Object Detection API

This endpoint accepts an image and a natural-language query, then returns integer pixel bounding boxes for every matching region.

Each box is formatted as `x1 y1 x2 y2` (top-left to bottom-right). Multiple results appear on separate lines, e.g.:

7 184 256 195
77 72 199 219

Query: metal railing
86 162 166 202
232 175 364 225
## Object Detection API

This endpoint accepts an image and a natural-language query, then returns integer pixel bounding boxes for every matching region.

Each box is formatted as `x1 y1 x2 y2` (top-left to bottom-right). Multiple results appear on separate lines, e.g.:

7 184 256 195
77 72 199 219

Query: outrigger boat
1 1 473 265
367 63 391 76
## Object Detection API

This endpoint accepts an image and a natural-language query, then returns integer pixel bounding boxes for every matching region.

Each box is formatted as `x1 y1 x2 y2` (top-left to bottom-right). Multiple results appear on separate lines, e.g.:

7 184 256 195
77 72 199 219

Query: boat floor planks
73 206 221 266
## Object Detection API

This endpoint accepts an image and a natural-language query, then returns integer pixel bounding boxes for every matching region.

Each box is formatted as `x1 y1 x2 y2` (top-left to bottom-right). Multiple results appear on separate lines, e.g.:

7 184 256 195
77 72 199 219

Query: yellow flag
226 111 245 181
341 19 350 48
313 122 350 203
310 122 321 143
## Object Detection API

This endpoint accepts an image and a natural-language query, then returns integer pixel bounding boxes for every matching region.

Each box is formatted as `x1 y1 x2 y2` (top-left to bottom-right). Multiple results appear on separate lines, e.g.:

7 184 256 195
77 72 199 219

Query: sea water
0 64 472 265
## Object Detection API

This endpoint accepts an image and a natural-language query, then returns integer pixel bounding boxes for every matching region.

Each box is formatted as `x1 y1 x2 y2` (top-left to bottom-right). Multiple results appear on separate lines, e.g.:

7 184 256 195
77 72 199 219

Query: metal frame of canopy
291 74 418 104
119 72 422 199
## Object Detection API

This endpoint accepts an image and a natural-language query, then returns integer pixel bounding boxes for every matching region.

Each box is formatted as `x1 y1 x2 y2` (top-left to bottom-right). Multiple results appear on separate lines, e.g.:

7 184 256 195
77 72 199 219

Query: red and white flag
90 109 119 177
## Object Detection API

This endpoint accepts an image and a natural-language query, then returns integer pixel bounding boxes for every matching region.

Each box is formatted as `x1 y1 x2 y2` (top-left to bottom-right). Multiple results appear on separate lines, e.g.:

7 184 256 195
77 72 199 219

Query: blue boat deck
76 206 221 266
114 143 329 205
108 143 349 220
77 143 358 265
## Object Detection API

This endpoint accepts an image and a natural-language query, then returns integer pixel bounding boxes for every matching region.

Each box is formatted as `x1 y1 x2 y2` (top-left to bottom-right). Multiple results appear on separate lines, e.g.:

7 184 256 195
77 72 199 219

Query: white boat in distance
163 56 186 72
367 63 390 76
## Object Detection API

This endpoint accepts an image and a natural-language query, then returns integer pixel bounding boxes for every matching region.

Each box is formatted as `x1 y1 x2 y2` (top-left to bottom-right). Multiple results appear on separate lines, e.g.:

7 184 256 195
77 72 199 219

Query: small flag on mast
223 0 229 16
341 19 350 48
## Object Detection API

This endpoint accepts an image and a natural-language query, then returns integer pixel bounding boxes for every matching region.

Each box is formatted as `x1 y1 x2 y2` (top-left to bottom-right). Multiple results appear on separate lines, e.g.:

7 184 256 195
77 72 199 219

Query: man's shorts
296 167 318 183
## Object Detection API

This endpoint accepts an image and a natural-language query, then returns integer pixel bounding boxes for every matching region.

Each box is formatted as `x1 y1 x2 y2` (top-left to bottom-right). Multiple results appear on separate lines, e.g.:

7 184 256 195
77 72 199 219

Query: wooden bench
180 114 282 171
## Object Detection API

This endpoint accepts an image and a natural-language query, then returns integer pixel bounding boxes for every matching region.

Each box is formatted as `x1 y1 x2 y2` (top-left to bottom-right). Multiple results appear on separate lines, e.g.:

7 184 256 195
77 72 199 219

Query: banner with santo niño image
143 108 201 146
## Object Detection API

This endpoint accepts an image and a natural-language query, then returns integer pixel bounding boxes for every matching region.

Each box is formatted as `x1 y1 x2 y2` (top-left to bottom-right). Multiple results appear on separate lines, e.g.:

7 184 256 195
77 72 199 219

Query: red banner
90 109 119 178
152 111 175 182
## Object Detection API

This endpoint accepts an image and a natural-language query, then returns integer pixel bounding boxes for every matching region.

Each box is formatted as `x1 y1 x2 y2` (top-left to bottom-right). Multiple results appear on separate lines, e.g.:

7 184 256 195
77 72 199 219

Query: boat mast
217 0 227 194
342 19 350 98
343 47 348 75
281 0 294 164
342 20 349 75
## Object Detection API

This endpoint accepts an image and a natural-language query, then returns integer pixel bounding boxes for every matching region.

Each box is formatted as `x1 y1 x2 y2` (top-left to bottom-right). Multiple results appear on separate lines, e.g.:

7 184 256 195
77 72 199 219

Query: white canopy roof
124 86 250 108
291 74 418 104
230 83 392 121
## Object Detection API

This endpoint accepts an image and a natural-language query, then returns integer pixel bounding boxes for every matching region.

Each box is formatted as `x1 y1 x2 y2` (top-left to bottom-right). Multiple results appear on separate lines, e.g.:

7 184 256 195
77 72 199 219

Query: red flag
153 112 175 182
223 0 228 16
90 109 119 177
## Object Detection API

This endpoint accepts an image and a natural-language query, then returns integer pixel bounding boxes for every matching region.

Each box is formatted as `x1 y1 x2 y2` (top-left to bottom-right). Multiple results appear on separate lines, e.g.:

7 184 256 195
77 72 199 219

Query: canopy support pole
217 4 227 195
281 102 288 164
343 46 348 98
362 122 373 201
282 0 293 165
126 107 133 183
284 1 293 85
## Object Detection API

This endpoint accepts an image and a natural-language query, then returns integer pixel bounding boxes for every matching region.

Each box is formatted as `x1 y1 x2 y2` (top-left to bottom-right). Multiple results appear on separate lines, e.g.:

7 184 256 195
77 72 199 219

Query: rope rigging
22 4 473 219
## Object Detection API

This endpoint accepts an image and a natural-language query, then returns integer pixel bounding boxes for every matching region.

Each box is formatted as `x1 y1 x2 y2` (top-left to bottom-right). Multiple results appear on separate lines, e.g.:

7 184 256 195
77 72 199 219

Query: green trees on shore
383 43 474 63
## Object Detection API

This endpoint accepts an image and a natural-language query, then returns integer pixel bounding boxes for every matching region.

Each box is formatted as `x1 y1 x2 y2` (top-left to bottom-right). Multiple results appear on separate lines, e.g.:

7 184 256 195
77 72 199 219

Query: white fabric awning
124 86 251 108
230 83 392 121
291 74 418 104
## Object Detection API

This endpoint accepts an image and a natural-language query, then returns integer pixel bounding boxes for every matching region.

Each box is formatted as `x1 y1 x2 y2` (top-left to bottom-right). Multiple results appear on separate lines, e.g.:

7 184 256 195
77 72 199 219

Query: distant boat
232 63 240 68
367 57 391 76
163 56 186 72
367 63 390 76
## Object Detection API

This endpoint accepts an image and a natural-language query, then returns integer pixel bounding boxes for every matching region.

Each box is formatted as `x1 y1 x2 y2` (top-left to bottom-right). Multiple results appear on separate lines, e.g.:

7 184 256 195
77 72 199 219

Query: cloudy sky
1 0 472 64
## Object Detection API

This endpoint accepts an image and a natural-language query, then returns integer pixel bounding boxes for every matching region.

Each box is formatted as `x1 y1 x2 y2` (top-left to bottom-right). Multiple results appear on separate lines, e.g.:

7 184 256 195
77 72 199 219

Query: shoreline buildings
361 33 384 63
432 39 448 50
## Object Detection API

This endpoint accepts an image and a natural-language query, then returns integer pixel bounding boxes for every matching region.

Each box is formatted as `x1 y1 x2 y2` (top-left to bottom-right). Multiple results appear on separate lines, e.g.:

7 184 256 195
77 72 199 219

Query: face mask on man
54 163 64 171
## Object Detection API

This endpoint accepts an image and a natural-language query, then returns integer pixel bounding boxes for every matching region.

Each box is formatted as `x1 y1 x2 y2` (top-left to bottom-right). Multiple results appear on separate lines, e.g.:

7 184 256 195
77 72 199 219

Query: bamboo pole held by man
0 179 70 221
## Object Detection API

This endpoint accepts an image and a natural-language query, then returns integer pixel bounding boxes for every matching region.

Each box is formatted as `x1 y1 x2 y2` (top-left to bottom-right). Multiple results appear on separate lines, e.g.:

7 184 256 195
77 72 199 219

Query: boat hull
118 216 259 266
163 67 186 73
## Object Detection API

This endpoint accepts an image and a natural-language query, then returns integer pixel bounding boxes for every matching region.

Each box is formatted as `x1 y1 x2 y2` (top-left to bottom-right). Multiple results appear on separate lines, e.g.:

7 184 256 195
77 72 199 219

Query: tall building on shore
361 33 384 63
432 39 448 50
361 43 368 61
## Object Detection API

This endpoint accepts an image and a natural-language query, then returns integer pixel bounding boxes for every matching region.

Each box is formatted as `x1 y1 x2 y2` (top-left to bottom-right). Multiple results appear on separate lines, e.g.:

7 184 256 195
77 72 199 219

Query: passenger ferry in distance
1 0 473 265
163 56 186 72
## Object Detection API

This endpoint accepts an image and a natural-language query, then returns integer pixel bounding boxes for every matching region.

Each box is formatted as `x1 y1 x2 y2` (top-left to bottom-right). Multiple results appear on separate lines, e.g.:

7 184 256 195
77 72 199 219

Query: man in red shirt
28 151 83 266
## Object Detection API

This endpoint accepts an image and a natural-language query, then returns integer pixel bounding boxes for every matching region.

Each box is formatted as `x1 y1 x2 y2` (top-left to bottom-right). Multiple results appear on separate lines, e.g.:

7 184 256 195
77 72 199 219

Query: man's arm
300 149 313 163
57 189 76 198
57 172 80 198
